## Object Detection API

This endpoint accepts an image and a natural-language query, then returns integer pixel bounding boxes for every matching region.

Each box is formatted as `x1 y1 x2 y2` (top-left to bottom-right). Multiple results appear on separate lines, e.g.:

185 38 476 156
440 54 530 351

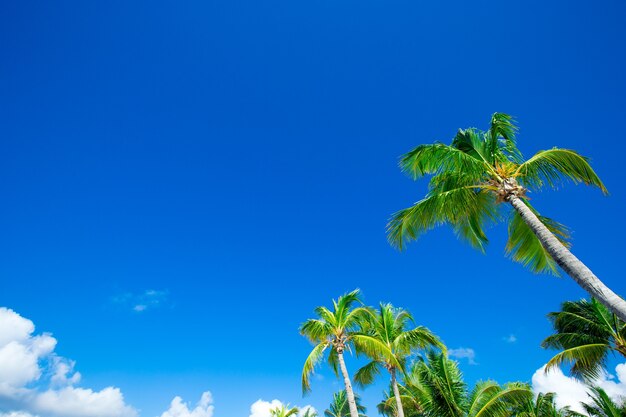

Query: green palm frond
544 343 610 380
387 186 493 250
270 405 300 417
352 334 401 369
394 326 446 355
581 386 626 417
516 148 608 194
400 143 491 180
488 113 522 163
301 342 328 393
505 202 571 275
353 360 383 388
469 381 532 417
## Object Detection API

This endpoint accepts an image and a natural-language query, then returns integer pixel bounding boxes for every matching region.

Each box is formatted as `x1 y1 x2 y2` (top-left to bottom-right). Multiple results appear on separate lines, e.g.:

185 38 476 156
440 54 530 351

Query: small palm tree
270 404 299 417
324 390 367 417
301 289 393 417
354 303 444 417
387 113 626 321
398 351 532 417
542 298 626 380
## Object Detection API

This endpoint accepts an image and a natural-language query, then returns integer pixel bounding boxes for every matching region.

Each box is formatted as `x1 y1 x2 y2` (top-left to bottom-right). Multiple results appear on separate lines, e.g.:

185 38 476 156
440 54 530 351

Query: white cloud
0 307 137 417
448 347 477 365
160 392 214 417
503 334 517 343
249 400 315 417
532 362 626 413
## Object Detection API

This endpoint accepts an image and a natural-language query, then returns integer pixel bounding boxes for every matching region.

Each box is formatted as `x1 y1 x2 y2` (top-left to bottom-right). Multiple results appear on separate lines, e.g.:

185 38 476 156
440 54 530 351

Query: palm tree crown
270 404 299 417
395 351 532 417
354 303 444 417
542 298 626 380
324 390 367 417
386 113 626 322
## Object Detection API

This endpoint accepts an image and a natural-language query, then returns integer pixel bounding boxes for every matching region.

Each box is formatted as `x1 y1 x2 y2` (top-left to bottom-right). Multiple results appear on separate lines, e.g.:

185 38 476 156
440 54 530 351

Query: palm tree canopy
300 289 397 393
402 351 532 417
542 298 626 380
387 113 607 275
270 404 300 417
515 392 571 417
324 390 367 417
354 303 444 387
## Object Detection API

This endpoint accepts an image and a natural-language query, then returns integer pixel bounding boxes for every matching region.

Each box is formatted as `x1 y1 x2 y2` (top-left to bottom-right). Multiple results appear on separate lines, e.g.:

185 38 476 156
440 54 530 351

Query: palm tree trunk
508 195 626 322
337 351 359 417
390 367 405 417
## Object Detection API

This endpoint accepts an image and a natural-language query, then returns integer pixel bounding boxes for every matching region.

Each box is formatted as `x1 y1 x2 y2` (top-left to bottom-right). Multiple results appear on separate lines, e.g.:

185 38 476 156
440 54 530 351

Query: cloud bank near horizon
0 307 314 417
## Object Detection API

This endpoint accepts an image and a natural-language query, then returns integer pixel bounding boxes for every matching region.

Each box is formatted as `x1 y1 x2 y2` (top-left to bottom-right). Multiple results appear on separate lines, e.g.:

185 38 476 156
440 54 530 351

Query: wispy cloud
111 289 169 313
448 347 477 365
503 334 517 343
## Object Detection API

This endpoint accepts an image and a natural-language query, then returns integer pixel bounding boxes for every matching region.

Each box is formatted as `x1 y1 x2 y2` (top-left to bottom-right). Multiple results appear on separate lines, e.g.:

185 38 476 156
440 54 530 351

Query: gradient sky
2 1 626 416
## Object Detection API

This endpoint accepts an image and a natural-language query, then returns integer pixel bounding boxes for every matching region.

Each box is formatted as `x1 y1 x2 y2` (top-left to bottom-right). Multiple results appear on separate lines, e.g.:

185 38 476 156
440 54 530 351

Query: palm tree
324 390 367 417
542 298 626 380
354 303 444 417
301 289 394 417
384 351 532 417
516 392 571 417
386 113 626 321
270 404 299 417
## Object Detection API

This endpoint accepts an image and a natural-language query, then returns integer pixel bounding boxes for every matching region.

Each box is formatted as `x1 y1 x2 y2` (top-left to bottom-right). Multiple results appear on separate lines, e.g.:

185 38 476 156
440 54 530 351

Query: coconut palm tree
354 303 444 417
301 289 394 417
542 298 626 380
324 390 367 417
270 404 299 417
383 351 532 417
386 113 626 321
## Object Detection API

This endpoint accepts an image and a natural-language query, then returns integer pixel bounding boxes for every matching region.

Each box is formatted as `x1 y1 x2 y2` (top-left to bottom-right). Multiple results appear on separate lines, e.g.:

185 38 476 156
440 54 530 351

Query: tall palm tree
301 289 394 417
542 298 626 380
386 113 626 321
324 390 367 417
270 404 299 417
354 303 444 417
383 351 532 417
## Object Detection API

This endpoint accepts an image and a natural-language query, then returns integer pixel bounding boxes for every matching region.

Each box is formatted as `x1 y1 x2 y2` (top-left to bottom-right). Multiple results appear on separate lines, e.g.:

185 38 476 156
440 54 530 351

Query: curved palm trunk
337 351 359 417
509 195 626 322
390 367 405 417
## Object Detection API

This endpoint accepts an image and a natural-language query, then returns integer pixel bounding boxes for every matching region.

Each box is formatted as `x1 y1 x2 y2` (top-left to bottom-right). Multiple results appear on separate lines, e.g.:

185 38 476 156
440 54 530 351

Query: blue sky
1 0 626 415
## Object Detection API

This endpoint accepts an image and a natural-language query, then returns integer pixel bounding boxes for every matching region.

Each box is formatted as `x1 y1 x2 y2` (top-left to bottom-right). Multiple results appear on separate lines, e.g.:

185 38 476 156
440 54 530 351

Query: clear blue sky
1 0 626 415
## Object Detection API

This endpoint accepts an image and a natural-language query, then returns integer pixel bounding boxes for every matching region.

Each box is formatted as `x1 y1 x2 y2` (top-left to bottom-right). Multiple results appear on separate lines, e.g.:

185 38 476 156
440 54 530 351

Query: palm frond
400 143 491 180
488 113 522 163
353 360 383 388
387 185 493 250
516 148 608 194
302 342 328 393
544 343 610 380
505 202 571 275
